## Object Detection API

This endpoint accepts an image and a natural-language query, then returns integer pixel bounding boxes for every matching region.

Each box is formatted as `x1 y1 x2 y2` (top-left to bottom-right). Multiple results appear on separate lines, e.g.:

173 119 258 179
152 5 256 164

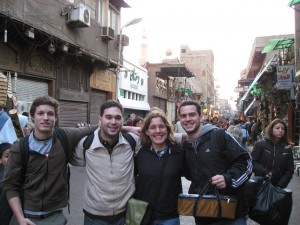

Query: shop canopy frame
288 0 300 7
262 38 294 54
239 55 278 108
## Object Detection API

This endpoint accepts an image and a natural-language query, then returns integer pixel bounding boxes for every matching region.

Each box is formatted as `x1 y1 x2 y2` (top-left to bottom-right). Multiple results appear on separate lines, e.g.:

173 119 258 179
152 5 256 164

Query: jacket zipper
271 145 275 174
42 156 49 211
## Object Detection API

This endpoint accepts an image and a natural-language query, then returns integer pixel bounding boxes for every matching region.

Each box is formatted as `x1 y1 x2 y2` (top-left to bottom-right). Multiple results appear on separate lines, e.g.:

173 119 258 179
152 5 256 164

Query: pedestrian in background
251 118 294 225
0 143 13 225
251 118 294 188
133 117 144 127
126 113 136 126
178 100 252 225
134 110 188 225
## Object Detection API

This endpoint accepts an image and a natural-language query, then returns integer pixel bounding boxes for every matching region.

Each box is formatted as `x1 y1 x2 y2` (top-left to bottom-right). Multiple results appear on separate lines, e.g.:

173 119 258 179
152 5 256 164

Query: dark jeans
196 216 247 225
84 214 125 225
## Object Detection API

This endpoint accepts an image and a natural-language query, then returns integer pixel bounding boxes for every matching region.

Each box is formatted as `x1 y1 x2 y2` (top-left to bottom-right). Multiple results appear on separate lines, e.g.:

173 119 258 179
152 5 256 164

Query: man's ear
98 116 102 126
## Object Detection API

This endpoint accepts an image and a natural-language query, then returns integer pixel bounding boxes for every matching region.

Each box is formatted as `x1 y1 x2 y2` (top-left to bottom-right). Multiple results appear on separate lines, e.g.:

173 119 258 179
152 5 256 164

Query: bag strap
193 180 222 218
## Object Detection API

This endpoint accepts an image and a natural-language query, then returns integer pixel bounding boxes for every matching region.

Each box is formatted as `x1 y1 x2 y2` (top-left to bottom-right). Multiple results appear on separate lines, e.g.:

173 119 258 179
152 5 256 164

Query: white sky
121 0 295 104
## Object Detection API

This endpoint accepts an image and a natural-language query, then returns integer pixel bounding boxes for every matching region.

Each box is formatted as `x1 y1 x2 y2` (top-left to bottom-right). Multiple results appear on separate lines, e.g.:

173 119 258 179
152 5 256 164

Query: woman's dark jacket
183 125 252 224
251 139 294 188
134 143 187 221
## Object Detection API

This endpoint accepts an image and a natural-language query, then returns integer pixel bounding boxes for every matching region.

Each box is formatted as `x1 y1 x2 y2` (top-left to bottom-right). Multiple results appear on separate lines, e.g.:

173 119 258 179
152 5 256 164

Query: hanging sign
276 65 294 90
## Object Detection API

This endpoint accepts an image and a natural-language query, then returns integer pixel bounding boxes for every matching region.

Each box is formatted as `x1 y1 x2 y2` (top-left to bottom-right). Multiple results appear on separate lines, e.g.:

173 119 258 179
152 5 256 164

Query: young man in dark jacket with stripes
178 101 252 225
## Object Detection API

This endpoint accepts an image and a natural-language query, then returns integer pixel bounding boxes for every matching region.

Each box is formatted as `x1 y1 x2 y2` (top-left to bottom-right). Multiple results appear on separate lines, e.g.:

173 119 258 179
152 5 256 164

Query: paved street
64 165 300 225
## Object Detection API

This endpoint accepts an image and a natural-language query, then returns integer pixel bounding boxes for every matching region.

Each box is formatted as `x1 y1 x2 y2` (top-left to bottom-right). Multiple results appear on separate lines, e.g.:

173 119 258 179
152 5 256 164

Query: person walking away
134 110 188 225
241 125 249 149
178 100 252 225
251 118 294 225
2 96 96 225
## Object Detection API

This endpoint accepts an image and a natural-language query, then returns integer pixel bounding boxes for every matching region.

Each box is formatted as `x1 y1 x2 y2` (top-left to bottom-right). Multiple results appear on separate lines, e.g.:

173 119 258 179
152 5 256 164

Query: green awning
239 55 278 108
288 0 300 6
262 38 294 53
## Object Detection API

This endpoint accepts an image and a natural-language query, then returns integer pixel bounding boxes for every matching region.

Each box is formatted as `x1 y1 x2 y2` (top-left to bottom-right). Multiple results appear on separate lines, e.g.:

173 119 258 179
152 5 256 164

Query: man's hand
18 218 36 225
211 175 226 189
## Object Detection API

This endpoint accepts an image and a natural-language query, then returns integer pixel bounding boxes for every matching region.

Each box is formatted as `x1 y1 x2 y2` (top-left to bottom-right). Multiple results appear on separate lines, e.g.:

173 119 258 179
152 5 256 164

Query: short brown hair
30 96 59 118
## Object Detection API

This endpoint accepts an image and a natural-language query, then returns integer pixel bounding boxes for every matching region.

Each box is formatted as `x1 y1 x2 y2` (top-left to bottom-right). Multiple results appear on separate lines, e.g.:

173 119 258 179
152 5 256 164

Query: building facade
236 34 295 142
180 45 215 106
0 0 129 126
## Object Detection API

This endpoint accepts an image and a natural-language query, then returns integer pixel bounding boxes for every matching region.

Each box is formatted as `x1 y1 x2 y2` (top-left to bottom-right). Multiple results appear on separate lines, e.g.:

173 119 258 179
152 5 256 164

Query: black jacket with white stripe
183 124 252 223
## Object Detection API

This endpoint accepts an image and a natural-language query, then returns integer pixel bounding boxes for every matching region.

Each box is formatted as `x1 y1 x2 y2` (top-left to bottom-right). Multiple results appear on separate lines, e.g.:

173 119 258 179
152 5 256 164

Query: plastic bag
243 176 264 209
125 198 149 225
249 179 292 225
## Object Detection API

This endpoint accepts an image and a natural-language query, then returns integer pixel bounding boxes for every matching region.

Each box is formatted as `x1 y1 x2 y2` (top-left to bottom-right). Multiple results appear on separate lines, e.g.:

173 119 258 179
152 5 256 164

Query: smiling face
32 104 57 139
179 104 202 140
145 117 168 151
99 107 123 140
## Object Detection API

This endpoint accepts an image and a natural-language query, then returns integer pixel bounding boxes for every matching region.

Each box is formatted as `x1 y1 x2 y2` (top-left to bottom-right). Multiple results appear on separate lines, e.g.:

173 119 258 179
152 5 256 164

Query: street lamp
116 17 142 100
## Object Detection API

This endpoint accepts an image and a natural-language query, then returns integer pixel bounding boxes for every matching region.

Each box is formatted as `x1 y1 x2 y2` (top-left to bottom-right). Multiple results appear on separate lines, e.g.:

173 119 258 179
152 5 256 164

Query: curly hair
140 110 175 148
265 118 288 144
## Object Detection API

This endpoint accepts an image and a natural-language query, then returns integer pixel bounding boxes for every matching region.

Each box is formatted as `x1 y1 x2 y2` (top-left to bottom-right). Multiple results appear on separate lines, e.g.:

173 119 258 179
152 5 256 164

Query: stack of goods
0 72 7 106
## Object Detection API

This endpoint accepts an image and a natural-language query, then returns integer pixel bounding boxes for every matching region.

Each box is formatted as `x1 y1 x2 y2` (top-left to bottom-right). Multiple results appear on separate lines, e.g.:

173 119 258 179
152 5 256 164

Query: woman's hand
266 172 272 178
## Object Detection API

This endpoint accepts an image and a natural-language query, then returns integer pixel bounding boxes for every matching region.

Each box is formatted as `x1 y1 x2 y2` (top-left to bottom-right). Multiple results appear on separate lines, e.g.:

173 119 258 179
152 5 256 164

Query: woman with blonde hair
134 109 188 225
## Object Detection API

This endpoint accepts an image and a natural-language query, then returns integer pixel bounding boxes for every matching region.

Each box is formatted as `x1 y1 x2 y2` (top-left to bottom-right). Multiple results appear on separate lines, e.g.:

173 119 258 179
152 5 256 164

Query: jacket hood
189 124 218 150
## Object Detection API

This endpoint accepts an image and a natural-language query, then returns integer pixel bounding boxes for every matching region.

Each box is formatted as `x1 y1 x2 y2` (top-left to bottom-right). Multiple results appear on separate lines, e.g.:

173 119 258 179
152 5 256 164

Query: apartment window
97 0 103 24
202 70 206 77
108 5 119 32
181 49 186 53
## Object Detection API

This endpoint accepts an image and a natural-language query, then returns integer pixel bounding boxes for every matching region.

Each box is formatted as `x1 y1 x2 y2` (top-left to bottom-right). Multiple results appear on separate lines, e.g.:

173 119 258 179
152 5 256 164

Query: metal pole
116 29 123 100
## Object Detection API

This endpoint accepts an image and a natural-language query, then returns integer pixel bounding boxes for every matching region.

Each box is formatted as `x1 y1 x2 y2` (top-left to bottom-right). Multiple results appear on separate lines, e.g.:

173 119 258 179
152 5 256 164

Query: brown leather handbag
178 181 236 219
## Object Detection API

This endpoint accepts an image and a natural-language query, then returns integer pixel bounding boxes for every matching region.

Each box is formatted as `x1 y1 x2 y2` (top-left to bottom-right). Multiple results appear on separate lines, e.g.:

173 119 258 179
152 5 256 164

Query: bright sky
121 0 295 105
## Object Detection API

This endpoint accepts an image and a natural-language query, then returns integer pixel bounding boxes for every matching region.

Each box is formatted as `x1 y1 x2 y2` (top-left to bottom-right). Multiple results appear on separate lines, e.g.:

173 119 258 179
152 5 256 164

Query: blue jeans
84 214 125 225
196 216 247 225
151 217 180 225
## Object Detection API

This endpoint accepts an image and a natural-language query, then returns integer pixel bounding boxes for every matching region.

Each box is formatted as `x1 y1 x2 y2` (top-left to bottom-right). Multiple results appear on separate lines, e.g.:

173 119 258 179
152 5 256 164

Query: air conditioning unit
117 35 129 46
101 27 114 40
67 3 90 28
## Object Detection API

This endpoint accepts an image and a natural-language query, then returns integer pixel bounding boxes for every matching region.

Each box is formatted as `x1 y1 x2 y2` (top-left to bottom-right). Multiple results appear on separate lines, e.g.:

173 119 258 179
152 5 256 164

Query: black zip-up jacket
183 125 252 224
134 143 188 222
251 139 294 188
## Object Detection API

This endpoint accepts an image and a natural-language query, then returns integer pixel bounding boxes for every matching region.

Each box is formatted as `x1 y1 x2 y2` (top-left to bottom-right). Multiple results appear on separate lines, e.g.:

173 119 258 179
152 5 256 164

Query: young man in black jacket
178 101 252 225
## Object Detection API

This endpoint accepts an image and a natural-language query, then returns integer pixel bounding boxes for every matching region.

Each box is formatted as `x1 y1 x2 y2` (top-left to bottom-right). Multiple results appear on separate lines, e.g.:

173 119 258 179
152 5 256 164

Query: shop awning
262 38 294 53
118 97 150 111
244 98 259 115
288 0 300 6
239 55 278 108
